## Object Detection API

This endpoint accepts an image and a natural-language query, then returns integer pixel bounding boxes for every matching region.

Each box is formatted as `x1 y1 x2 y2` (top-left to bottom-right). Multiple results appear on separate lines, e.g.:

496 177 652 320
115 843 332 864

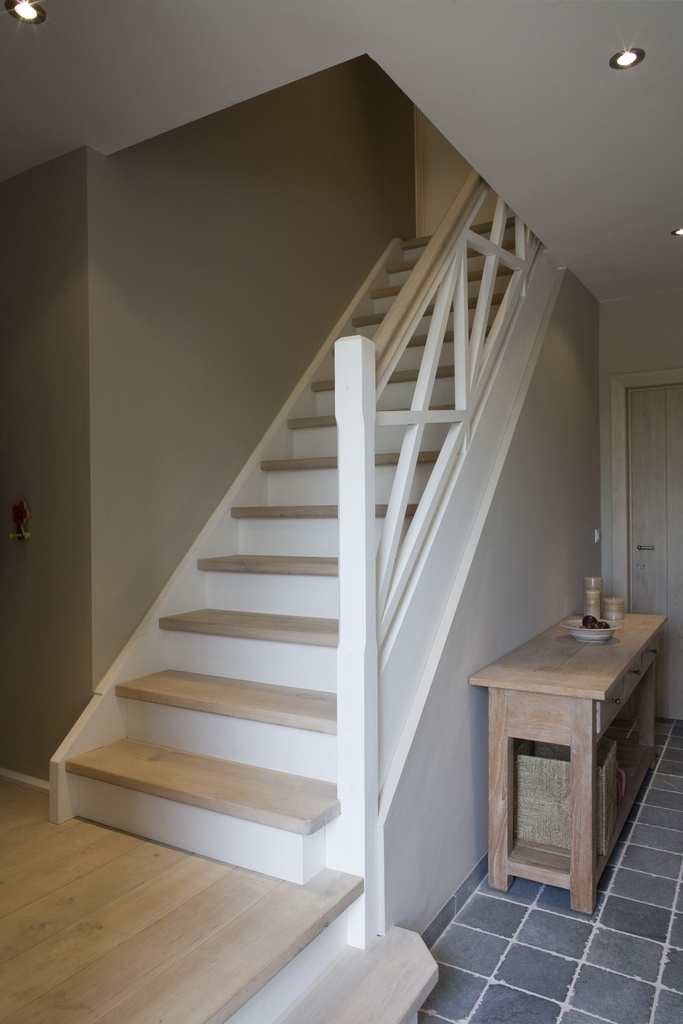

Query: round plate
560 618 623 643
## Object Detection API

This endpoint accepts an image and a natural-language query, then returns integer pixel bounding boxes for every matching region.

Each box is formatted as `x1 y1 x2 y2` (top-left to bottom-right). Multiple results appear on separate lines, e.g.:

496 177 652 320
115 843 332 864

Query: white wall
382 270 600 932
599 289 683 592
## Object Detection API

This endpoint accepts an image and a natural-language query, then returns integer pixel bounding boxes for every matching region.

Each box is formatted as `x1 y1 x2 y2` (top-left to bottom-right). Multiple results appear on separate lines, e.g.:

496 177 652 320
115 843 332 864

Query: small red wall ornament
9 501 30 540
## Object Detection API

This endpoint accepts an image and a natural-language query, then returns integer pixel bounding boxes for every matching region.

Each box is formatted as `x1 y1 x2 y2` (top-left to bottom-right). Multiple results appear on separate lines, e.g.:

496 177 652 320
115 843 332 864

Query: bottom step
274 926 438 1024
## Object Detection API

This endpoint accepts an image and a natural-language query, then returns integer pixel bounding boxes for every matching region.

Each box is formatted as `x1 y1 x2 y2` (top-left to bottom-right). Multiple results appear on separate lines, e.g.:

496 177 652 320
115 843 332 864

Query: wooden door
629 386 683 717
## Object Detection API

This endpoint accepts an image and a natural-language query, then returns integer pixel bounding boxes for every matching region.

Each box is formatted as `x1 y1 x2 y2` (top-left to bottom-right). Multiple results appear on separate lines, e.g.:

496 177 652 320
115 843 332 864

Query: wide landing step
275 926 437 1024
2 783 364 1024
158 608 339 646
65 738 339 834
116 669 337 733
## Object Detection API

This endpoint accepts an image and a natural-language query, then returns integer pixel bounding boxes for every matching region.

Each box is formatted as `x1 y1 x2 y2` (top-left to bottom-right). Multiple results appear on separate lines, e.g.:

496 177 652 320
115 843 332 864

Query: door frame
610 366 683 605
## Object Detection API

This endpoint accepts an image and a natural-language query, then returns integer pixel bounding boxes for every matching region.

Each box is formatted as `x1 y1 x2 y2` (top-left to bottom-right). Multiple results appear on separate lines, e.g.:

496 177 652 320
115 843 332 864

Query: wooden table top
469 613 666 701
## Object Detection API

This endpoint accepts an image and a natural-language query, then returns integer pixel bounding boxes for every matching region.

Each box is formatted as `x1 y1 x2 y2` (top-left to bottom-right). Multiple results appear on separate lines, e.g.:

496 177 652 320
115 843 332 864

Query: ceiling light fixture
609 48 645 70
5 0 46 23
672 227 683 237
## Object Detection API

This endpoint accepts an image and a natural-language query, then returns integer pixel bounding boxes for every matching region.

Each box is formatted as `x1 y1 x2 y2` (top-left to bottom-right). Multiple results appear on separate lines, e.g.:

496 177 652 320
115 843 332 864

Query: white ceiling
2 0 682 301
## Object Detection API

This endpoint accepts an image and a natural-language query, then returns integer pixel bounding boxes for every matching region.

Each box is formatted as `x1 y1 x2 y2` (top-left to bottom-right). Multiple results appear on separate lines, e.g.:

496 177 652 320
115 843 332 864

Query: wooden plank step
66 739 340 834
116 670 337 734
159 608 339 646
353 290 505 329
275 926 437 1024
288 413 336 430
371 264 512 301
311 365 454 394
72 868 363 1024
231 504 418 519
260 451 439 472
198 553 339 574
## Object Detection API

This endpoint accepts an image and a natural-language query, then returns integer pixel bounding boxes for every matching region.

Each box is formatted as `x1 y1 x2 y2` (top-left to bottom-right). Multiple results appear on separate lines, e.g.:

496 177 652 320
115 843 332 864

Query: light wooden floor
0 780 360 1024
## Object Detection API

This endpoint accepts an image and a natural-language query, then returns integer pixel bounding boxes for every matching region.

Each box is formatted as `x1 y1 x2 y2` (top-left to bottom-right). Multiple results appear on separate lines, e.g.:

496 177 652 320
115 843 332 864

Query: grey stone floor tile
646 787 683 811
600 894 671 942
420 963 487 1020
621 843 682 878
477 876 543 904
663 745 683 761
609 866 677 909
667 733 683 749
585 926 664 982
558 1012 607 1024
629 822 683 854
656 759 683 778
517 909 592 959
652 987 683 1024
469 983 560 1024
662 946 683 992
495 943 576 1001
535 886 602 923
456 894 528 939
431 922 508 975
639 804 683 832
570 964 655 1023
670 912 683 949
650 774 683 795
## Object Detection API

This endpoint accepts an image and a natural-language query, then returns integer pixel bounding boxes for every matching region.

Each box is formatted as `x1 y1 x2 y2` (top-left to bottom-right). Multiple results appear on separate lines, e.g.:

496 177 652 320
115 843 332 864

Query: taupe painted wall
87 56 415 683
0 58 414 779
0 151 93 780
599 289 683 592
383 271 600 932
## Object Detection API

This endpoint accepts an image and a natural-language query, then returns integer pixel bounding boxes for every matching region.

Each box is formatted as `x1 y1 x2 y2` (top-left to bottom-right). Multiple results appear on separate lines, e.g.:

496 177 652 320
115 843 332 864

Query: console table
469 613 665 913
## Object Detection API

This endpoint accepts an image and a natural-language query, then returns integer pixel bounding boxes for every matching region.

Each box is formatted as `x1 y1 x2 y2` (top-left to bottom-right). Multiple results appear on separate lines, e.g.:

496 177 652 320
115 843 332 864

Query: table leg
569 698 597 912
488 689 513 892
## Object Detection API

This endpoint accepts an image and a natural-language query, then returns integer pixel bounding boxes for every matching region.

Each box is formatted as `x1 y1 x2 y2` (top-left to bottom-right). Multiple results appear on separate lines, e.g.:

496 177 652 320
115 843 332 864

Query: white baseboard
0 766 49 793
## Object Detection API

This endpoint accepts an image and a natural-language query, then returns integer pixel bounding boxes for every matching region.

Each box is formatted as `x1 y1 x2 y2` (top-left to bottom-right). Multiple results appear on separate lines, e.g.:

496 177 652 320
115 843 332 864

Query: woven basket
515 739 617 855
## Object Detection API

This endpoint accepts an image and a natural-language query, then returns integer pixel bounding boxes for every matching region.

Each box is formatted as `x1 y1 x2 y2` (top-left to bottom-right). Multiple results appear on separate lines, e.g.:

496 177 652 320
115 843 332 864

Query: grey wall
382 271 600 932
0 150 93 780
0 57 415 780
599 289 683 592
87 56 415 684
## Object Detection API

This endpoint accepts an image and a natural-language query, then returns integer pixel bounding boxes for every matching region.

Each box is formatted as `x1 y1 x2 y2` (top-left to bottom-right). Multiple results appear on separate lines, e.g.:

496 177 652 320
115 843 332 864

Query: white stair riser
228 914 349 1024
265 464 432 507
73 777 326 883
122 700 337 782
161 629 338 690
205 570 339 618
290 423 441 459
237 516 340 555
314 373 456 418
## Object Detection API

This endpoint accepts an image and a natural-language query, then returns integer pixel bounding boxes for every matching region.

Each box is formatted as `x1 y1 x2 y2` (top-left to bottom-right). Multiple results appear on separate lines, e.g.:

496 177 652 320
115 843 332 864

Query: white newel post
331 335 379 948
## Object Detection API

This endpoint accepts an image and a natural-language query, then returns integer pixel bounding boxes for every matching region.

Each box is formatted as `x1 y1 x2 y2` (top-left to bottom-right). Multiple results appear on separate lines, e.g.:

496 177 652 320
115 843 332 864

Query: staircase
51 173 555 1023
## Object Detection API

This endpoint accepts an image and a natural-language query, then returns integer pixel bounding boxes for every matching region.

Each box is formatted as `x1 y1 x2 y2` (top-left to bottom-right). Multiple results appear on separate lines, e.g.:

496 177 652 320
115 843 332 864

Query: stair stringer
49 238 403 826
376 251 566 925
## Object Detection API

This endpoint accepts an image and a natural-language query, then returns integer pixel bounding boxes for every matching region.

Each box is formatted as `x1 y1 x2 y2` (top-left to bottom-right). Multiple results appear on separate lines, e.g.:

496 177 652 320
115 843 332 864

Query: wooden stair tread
274 926 437 1024
260 451 439 472
352 290 505 328
66 739 340 834
77 867 363 1024
288 413 336 430
231 504 418 519
197 554 339 575
116 670 337 734
159 608 339 647
312 365 454 393
371 263 512 300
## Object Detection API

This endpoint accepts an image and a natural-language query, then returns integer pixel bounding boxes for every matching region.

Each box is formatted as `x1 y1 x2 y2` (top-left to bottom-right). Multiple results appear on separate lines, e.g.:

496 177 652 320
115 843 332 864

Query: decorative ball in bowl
561 615 623 643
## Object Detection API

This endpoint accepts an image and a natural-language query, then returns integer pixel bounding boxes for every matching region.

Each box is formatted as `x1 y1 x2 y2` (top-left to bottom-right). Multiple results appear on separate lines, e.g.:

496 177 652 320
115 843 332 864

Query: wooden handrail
374 169 488 387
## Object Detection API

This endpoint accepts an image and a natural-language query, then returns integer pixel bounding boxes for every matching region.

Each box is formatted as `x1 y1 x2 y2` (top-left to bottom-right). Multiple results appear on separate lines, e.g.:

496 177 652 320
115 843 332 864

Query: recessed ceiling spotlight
672 227 683 237
609 48 645 69
5 0 46 23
